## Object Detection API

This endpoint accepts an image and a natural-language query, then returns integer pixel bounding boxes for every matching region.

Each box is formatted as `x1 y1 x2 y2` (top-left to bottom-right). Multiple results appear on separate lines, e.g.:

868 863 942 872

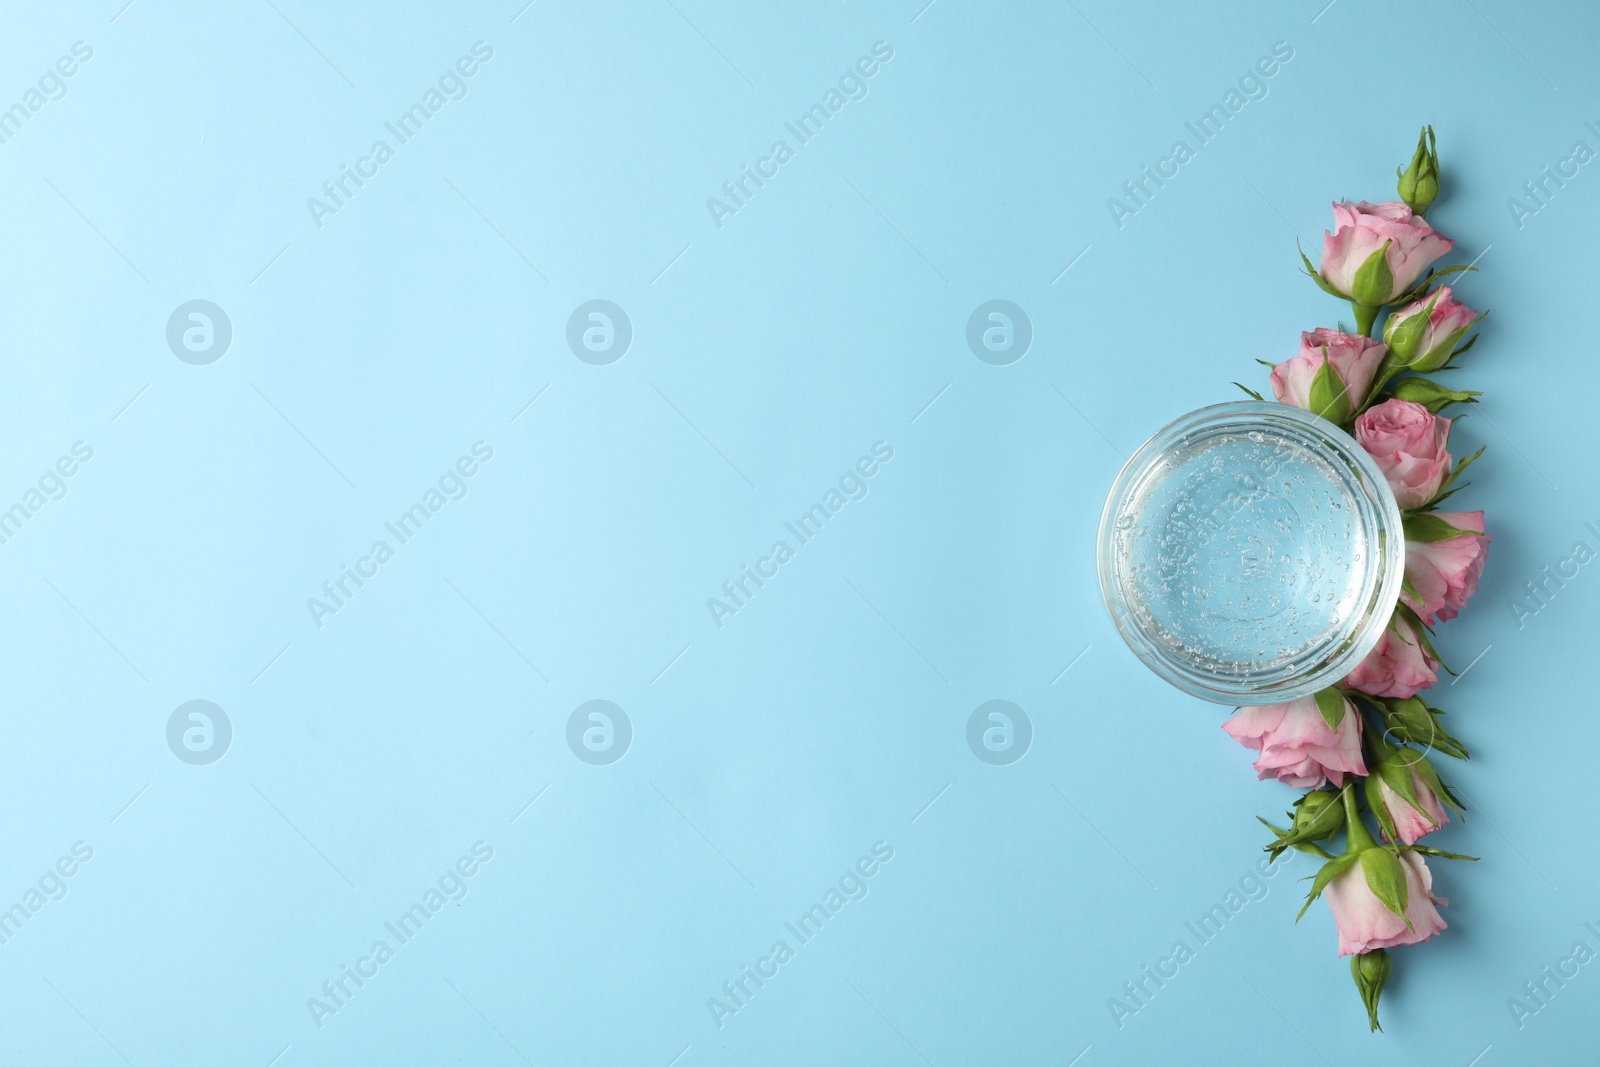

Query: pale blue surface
1 1 1595 1063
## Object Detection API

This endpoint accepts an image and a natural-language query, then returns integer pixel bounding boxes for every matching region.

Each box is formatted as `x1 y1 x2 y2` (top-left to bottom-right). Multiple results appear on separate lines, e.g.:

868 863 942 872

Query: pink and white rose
1403 511 1489 624
1355 398 1453 509
1344 612 1439 699
1381 285 1479 371
1221 694 1367 788
1324 850 1448 956
1269 329 1388 421
1321 201 1454 306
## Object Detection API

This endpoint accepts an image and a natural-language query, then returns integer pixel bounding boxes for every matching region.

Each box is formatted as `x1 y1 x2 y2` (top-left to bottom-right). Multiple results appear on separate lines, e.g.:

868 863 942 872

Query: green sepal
1411 312 1480 372
1352 948 1392 1033
1436 329 1482 368
1296 851 1362 921
1393 601 1446 673
1398 124 1440 215
1308 352 1353 423
1403 512 1483 542
1377 757 1422 812
1376 750 1428 820
1313 686 1348 730
1408 751 1466 816
1432 445 1485 500
1359 847 1412 929
1405 844 1479 862
1360 359 1404 412
1233 382 1265 401
1258 816 1335 860
1364 772 1401 845
1373 694 1470 761
1262 788 1348 860
1350 241 1396 307
1382 290 1440 365
1366 731 1430 820
1298 241 1349 298
1390 263 1478 307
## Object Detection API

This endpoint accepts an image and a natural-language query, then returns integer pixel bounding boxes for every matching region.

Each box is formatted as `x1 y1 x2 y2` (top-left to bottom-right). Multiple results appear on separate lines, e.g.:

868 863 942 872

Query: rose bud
1351 948 1392 1032
1355 398 1453 509
1343 611 1439 699
1262 786 1348 860
1293 788 1346 840
1364 735 1462 845
1319 201 1454 310
1269 329 1387 424
1397 125 1440 215
1382 286 1480 372
1377 694 1469 761
1387 377 1481 414
1402 510 1489 624
1222 692 1366 789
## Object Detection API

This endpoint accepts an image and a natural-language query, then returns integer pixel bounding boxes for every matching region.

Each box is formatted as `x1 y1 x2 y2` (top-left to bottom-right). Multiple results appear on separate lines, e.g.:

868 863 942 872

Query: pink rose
1373 770 1449 844
1381 285 1479 371
1355 398 1452 509
1320 201 1454 306
1269 329 1388 422
1221 693 1367 788
1343 612 1439 699
1403 511 1489 624
1324 850 1447 956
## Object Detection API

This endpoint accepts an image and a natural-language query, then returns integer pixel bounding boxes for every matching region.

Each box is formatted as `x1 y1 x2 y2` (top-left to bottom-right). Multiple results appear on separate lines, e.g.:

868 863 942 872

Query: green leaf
1233 382 1265 401
1403 512 1483 542
1297 852 1362 921
1313 686 1347 731
1350 241 1396 306
1360 848 1412 928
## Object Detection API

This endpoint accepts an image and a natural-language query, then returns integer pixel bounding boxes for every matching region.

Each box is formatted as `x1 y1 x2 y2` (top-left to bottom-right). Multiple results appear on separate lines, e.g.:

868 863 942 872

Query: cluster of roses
1224 129 1488 1031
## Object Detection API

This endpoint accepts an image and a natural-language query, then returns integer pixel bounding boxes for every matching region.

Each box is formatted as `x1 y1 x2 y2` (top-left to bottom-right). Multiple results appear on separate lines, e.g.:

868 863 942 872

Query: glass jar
1097 401 1403 705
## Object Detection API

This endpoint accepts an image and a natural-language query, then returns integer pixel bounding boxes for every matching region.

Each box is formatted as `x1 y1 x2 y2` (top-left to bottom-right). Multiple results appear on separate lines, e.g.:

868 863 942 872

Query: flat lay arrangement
1104 128 1490 1031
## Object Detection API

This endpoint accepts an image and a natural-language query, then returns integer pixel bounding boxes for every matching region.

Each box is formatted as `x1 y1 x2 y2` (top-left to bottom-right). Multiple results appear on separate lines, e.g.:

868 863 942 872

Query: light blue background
0 0 1594 1063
